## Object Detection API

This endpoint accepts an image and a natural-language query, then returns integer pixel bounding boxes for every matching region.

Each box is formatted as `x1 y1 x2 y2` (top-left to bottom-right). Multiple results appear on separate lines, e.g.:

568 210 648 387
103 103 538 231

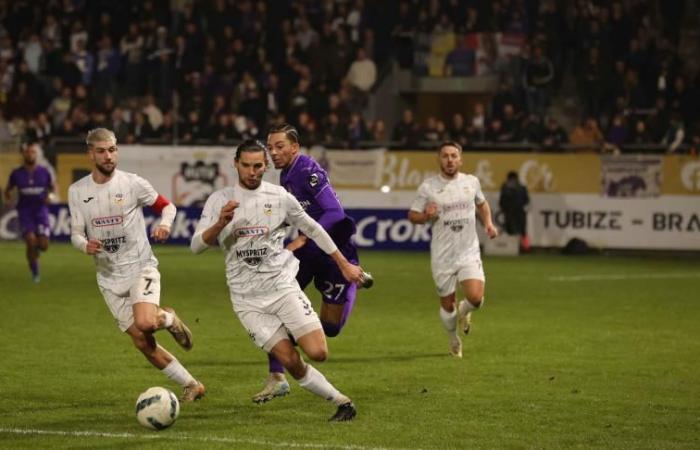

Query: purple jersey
280 154 356 246
280 154 358 305
8 165 53 209
7 165 53 237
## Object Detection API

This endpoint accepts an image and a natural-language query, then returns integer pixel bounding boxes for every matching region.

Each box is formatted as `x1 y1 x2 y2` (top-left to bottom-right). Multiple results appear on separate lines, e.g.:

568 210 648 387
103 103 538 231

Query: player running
68 128 205 401
190 139 365 421
250 123 371 403
408 141 498 358
4 141 56 282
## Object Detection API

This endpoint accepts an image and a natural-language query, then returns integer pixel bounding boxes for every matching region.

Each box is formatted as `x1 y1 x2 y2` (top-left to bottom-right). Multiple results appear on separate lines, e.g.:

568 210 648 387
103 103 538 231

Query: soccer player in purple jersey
4 142 56 282
251 123 370 403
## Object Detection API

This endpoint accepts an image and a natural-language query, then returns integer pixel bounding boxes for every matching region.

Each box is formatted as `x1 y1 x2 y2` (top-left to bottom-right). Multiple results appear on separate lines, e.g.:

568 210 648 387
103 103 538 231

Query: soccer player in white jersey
190 139 365 421
408 141 498 358
68 128 205 401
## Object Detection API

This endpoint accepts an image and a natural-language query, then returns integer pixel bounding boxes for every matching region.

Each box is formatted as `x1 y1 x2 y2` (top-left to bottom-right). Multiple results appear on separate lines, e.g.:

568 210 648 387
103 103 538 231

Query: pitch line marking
0 427 409 450
548 272 700 282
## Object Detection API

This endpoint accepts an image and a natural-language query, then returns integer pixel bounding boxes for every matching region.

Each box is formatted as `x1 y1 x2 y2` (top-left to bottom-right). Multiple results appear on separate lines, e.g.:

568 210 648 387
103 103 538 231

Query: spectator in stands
370 119 388 142
344 48 377 111
519 113 543 145
485 119 510 143
347 112 369 148
524 46 554 117
628 119 651 145
569 117 604 152
541 117 568 151
47 86 72 128
606 115 628 148
662 113 685 154
470 102 487 142
444 35 475 77
110 107 130 143
322 112 348 145
579 47 604 118
392 108 422 148
448 113 469 147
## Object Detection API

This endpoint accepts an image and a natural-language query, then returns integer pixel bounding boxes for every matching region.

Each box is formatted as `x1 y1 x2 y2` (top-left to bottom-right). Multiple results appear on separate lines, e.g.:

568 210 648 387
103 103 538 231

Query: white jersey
68 170 158 290
194 181 329 305
410 172 485 266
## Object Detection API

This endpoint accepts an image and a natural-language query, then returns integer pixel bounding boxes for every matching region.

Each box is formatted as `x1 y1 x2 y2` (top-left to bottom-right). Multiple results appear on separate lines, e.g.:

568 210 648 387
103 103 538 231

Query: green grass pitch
0 241 699 449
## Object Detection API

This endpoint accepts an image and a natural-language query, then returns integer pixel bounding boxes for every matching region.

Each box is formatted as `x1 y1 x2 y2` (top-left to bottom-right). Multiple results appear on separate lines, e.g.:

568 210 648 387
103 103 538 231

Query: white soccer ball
135 387 180 430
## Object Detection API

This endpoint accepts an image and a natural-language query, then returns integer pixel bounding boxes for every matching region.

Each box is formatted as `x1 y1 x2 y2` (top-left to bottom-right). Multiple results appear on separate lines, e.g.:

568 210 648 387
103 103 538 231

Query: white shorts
234 289 322 352
432 259 485 297
98 266 161 332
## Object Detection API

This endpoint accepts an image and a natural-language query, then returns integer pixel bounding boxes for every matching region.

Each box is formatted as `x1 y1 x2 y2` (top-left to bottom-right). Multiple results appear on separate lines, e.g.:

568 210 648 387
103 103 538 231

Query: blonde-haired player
408 141 498 358
68 128 205 401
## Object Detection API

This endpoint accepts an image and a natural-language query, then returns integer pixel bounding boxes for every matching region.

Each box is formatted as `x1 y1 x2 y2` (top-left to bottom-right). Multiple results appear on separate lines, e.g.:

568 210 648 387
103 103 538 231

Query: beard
441 166 457 178
96 163 115 177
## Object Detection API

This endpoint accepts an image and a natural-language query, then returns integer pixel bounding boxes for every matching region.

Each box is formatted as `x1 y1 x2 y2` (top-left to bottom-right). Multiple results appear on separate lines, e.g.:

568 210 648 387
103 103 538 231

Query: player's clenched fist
424 202 439 221
85 238 102 255
151 225 171 242
218 200 239 226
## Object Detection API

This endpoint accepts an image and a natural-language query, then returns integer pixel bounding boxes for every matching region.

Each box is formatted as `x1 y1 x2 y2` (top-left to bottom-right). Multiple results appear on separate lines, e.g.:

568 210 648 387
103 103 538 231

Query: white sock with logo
298 364 350 406
439 307 457 337
161 359 196 387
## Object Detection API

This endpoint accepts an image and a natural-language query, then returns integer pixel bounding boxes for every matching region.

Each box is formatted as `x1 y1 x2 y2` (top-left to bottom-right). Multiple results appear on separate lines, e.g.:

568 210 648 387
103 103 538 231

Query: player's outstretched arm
286 192 365 284
476 200 499 239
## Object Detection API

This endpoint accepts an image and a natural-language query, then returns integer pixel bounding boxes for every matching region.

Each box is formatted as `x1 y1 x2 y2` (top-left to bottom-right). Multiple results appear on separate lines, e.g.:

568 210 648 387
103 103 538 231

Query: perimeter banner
56 146 281 206
2 198 698 250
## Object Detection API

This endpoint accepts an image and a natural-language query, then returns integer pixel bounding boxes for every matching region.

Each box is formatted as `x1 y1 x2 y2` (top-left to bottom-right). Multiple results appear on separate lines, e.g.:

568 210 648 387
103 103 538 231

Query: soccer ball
135 387 180 430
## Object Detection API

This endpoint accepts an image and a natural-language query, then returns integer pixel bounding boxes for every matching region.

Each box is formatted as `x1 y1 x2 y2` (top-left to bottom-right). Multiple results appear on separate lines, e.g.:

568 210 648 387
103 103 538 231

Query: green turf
0 241 699 449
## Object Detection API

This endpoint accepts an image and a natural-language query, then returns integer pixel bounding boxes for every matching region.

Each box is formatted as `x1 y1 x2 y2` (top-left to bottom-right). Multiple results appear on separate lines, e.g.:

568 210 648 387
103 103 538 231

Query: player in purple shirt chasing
252 123 372 403
4 142 56 282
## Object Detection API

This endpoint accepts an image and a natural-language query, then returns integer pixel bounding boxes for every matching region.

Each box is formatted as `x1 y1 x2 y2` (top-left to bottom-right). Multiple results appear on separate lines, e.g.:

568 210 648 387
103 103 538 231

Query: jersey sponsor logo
114 193 125 205
91 215 124 227
100 236 126 253
234 226 269 238
235 247 268 266
83 196 94 203
263 203 272 216
444 218 469 232
309 173 319 187
442 201 470 213
19 186 46 195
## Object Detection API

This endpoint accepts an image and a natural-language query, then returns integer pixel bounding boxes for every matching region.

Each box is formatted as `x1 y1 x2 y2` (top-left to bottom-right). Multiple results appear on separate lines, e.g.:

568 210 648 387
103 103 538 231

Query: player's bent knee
305 347 328 362
467 296 484 308
133 317 159 333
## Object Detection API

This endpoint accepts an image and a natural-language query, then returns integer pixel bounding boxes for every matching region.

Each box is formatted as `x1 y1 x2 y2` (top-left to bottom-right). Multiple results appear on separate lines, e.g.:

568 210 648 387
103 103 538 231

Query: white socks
161 359 196 387
439 307 457 336
459 297 484 316
298 364 349 406
161 310 174 328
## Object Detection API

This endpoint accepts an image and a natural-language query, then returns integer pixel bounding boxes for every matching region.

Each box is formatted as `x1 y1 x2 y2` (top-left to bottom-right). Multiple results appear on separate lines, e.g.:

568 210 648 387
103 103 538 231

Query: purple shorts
295 241 359 305
18 207 50 237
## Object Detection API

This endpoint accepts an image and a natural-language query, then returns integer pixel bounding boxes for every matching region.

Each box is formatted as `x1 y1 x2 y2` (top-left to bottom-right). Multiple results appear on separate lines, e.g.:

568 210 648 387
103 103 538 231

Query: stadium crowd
0 0 696 153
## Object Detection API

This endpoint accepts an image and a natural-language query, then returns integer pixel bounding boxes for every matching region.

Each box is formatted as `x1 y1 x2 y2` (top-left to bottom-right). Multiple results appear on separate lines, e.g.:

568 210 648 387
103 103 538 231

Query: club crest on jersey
263 203 272 215
91 215 123 227
234 226 269 238
309 173 319 187
113 193 125 204
101 236 126 253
